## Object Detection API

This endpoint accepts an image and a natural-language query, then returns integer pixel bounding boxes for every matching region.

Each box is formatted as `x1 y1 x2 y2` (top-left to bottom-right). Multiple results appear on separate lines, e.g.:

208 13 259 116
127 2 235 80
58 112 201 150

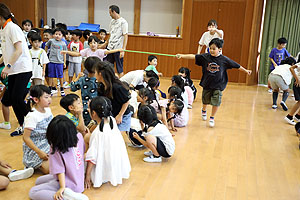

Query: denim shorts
117 112 132 132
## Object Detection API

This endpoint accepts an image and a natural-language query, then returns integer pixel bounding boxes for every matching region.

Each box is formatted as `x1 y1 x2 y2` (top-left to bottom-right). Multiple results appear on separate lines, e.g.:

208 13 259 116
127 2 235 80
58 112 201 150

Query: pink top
80 48 106 61
49 133 85 193
150 99 169 114
185 86 194 105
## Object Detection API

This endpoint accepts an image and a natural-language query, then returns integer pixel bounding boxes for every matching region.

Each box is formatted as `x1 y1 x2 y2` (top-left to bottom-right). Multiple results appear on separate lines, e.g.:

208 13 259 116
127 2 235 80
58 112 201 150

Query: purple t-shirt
80 48 106 61
49 133 85 193
269 48 290 70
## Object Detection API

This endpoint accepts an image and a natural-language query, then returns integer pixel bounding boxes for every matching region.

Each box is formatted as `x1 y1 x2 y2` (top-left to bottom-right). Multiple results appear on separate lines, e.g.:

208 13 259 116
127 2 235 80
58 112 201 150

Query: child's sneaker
60 90 66 97
280 101 288 111
209 117 215 127
272 105 278 109
63 188 89 200
284 116 296 125
187 104 192 109
51 89 58 95
201 110 207 121
144 151 153 156
143 155 162 163
63 81 70 89
8 167 34 181
127 143 143 148
294 115 300 122
10 126 24 137
0 122 11 130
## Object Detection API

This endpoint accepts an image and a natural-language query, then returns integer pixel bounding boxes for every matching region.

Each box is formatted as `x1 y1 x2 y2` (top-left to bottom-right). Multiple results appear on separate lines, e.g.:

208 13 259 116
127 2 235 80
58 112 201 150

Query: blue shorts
117 112 132 132
48 62 64 78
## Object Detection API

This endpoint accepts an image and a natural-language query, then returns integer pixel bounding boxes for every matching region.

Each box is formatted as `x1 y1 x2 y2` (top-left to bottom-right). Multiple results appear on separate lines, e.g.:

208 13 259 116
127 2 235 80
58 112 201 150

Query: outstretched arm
238 66 252 76
176 54 195 60
60 50 81 57
104 48 124 55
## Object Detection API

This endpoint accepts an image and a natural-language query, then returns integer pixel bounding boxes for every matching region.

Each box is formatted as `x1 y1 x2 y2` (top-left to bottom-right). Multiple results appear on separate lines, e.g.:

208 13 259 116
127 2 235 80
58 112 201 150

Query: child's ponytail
27 85 51 112
137 105 161 132
89 96 114 131
147 77 161 110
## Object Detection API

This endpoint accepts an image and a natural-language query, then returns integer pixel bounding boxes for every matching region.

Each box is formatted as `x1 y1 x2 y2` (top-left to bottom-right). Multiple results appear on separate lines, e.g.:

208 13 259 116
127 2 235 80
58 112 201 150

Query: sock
210 116 214 120
272 92 279 105
49 86 52 90
282 91 289 102
202 109 206 114
296 114 300 119
52 87 56 90
60 87 64 91
4 121 10 125
153 155 160 158
286 114 293 120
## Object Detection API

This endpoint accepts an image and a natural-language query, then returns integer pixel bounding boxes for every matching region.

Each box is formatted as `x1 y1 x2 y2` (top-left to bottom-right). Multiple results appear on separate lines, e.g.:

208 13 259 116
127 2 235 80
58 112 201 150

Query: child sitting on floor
85 96 131 188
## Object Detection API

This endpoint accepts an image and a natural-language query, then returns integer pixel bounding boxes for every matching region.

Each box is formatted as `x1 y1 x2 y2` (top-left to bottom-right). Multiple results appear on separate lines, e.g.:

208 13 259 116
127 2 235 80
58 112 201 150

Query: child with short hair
133 104 175 163
85 96 131 188
269 37 291 71
83 30 92 49
68 29 83 83
197 19 224 54
177 38 251 127
178 67 197 99
23 85 53 174
29 115 88 200
22 19 33 47
46 28 67 96
41 29 52 50
98 29 108 49
29 34 49 86
0 159 34 190
145 55 163 76
60 94 87 135
63 30 72 89
70 56 100 125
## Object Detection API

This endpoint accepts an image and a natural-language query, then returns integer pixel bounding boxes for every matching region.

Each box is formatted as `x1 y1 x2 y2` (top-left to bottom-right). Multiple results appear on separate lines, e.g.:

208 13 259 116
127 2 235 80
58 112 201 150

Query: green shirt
65 112 79 127
0 66 8 87
145 65 159 74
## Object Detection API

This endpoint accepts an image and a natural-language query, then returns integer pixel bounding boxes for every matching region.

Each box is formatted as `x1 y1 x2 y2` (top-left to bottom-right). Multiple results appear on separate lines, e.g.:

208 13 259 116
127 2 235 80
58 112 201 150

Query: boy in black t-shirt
176 38 252 127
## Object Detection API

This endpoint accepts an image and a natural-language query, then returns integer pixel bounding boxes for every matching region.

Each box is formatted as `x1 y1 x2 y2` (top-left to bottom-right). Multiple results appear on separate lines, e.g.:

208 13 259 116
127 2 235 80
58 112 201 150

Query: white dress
85 117 131 187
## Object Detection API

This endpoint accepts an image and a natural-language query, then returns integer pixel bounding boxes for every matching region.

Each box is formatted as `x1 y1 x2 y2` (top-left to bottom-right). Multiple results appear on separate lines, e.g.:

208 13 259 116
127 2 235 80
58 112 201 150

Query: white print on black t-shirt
207 62 220 73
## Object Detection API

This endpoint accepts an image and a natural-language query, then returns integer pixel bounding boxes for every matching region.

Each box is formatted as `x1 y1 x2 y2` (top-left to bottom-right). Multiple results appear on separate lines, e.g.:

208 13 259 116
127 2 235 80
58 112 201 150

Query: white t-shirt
0 21 32 75
199 30 224 53
142 123 175 156
294 63 300 79
24 107 53 130
30 48 49 79
80 48 106 61
271 64 293 85
68 41 83 63
108 17 128 50
120 70 144 87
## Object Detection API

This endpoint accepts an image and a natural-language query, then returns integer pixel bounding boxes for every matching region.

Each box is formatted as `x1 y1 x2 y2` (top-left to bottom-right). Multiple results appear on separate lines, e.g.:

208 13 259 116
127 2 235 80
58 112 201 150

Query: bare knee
0 176 9 190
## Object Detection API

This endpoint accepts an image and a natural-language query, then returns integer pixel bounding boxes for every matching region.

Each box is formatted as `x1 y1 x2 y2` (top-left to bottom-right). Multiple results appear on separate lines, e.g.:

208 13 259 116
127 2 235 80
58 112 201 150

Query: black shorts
293 84 300 101
2 88 29 107
64 60 69 71
45 64 49 77
128 128 170 158
105 52 124 73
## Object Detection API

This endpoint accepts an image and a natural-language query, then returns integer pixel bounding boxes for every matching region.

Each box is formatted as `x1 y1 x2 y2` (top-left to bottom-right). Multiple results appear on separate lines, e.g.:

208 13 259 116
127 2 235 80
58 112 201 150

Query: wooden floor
1 78 300 200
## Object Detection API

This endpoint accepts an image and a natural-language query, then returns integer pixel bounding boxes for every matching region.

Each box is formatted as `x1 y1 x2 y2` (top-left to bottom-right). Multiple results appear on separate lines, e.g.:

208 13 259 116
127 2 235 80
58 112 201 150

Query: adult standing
106 5 128 78
197 19 224 54
0 3 32 136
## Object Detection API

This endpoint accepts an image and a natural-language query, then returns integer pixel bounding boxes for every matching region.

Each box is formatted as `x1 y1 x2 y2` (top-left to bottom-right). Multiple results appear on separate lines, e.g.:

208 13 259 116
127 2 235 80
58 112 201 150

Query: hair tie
10 13 14 18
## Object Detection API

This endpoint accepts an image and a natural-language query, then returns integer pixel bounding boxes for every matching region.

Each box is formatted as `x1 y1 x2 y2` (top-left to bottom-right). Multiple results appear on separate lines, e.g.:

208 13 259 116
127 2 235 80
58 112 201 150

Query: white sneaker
143 155 162 163
280 101 288 111
284 116 296 125
144 151 153 156
127 143 143 148
63 188 89 200
187 104 192 109
272 105 278 109
202 111 207 121
8 167 34 181
209 118 215 127
61 90 66 97
57 80 61 87
0 122 11 130
294 116 300 122
51 89 58 95
63 82 70 89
